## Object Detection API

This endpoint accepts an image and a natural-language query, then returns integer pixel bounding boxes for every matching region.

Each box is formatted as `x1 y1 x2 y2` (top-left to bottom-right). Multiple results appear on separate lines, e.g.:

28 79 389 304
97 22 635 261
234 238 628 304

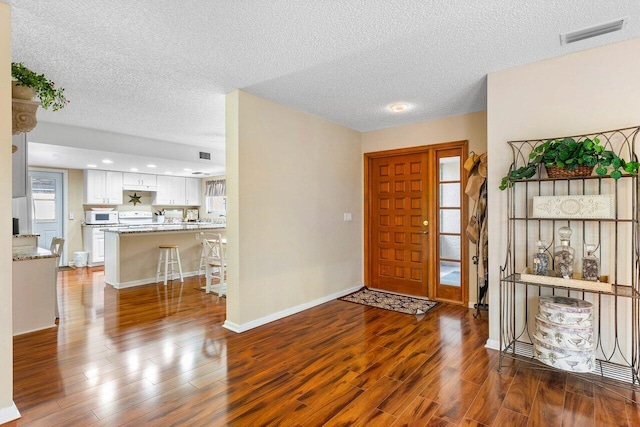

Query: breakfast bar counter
104 224 225 288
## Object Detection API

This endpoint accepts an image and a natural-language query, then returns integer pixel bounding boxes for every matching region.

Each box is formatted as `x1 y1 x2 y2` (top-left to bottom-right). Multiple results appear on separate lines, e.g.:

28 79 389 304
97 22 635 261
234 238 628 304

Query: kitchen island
13 246 59 335
104 224 225 288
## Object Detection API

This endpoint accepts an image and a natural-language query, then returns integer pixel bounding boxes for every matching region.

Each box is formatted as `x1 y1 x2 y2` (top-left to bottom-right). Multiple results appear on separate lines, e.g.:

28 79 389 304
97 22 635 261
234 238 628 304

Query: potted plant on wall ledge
499 137 640 190
11 62 68 111
11 62 69 135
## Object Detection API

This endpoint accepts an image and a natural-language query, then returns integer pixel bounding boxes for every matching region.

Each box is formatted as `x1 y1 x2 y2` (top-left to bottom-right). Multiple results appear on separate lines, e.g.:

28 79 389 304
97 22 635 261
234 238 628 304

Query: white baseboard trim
13 323 57 337
0 402 20 424
106 271 200 289
485 339 500 350
468 301 476 309
223 285 363 333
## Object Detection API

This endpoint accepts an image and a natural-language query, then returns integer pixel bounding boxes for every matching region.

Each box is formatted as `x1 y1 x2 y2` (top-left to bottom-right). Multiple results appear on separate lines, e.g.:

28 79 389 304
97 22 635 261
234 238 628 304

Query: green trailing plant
11 62 68 111
499 137 640 190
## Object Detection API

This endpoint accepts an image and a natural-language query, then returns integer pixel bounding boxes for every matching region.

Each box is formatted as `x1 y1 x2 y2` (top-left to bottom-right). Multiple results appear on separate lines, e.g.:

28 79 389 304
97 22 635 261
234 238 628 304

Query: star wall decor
128 193 142 206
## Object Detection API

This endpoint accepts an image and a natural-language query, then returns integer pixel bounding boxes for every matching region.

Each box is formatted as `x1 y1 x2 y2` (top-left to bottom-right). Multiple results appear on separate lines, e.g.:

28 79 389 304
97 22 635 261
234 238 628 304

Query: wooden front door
368 151 429 295
365 142 468 304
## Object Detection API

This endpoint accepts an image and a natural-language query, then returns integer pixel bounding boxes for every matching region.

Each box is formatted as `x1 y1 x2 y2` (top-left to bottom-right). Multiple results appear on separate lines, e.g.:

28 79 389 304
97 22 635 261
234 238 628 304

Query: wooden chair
204 234 226 297
50 237 64 266
49 237 64 319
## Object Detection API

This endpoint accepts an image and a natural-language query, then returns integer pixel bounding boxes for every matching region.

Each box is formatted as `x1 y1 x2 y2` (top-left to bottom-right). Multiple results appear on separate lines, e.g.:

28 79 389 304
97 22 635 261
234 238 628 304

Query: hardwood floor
11 267 640 426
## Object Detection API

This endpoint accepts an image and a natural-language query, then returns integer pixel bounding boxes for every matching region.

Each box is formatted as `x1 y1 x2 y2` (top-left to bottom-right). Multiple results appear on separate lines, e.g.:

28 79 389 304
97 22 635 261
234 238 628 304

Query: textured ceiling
7 1 640 159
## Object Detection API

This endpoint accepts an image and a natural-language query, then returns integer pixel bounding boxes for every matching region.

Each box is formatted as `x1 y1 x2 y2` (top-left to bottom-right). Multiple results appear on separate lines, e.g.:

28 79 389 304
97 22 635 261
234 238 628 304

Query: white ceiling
7 1 640 173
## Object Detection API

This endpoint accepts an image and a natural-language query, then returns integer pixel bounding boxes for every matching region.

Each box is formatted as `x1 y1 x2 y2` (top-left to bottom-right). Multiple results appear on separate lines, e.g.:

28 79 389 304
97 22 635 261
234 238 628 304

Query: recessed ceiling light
87 164 97 168
165 172 173 175
387 103 409 113
147 164 156 168
102 159 113 164
130 168 138 172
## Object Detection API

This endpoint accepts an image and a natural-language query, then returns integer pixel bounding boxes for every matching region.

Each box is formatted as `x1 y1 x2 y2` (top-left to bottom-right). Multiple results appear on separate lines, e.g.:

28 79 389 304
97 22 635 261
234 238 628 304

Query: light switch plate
343 213 352 221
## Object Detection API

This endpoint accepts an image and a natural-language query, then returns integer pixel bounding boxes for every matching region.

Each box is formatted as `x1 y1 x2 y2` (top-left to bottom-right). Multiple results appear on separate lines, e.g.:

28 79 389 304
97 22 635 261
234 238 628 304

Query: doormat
59 266 75 271
339 287 440 315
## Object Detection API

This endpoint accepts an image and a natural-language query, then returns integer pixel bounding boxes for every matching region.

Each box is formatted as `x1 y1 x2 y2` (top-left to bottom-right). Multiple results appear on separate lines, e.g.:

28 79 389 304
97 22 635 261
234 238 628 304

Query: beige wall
0 2 18 422
362 110 487 154
361 111 487 304
225 90 363 329
487 37 640 346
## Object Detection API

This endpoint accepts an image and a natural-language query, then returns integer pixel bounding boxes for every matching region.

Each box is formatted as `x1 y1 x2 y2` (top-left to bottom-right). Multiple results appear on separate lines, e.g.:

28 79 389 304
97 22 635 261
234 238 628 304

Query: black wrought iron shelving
499 126 640 391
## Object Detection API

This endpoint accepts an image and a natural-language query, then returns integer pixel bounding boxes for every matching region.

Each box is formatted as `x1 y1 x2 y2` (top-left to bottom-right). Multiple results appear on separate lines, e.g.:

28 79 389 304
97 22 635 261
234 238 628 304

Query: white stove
118 211 154 226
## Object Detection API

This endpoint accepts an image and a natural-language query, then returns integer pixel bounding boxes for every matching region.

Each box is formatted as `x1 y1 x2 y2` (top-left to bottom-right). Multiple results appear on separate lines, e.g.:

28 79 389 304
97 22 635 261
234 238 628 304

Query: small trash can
74 251 89 267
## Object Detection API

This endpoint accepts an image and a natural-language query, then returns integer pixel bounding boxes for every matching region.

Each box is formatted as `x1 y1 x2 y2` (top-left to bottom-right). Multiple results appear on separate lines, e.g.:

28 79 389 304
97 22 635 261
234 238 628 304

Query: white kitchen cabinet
153 176 186 205
83 226 106 266
122 172 157 191
185 178 201 206
84 170 123 205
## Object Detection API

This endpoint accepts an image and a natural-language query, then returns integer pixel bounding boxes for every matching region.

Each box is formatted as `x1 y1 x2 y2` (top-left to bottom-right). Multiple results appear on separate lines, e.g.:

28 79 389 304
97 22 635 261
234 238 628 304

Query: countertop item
13 233 40 238
13 247 57 261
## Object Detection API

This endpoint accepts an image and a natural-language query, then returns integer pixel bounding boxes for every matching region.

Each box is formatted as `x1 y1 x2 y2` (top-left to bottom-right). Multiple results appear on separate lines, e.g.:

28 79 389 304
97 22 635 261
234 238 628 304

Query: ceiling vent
199 151 211 160
560 17 627 45
191 171 204 175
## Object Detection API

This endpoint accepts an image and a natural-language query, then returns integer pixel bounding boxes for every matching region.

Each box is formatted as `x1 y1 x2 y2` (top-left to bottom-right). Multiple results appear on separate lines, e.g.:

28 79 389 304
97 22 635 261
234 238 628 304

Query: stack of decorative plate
533 296 595 372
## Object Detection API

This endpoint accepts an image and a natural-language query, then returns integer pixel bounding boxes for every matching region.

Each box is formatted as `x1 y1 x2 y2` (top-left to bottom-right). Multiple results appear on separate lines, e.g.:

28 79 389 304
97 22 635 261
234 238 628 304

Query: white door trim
29 167 69 265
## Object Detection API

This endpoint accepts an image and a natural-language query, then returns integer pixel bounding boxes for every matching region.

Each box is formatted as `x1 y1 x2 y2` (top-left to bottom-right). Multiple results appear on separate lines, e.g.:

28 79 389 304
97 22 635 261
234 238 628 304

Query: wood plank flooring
10 267 640 426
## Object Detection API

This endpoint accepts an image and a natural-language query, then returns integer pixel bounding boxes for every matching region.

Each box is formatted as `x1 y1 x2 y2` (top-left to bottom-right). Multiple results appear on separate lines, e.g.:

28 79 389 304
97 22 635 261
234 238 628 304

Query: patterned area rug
340 287 440 315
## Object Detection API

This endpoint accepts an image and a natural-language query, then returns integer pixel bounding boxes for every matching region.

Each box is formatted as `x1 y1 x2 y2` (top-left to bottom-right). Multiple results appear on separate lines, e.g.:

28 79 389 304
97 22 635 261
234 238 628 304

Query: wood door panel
370 152 428 295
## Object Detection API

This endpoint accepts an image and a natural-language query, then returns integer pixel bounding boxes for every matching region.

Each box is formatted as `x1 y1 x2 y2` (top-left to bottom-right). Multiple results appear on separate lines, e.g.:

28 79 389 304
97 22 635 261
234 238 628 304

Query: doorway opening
364 141 468 305
30 169 67 265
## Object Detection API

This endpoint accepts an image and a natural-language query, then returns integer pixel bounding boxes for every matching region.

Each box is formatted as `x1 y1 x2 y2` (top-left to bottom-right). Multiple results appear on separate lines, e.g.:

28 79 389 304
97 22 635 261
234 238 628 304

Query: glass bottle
532 240 550 275
554 227 575 279
582 244 600 281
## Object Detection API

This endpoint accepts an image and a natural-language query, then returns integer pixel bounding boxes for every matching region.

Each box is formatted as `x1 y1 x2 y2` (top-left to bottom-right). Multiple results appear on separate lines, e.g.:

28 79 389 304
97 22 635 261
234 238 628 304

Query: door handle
422 230 429 234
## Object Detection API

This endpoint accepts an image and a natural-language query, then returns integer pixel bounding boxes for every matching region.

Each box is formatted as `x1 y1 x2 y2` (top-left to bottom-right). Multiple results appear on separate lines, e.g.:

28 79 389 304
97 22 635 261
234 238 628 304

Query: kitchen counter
104 226 225 288
13 233 40 238
12 233 40 252
103 223 225 234
13 247 58 261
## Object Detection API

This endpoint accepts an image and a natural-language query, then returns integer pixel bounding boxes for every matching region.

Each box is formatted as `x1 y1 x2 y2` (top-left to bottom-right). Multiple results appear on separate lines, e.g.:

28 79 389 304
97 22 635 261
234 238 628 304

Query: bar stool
156 245 184 286
198 232 224 275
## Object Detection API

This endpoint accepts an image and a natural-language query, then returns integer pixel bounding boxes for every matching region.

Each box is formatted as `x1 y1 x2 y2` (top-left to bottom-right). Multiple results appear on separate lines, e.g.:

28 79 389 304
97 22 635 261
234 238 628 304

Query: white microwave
85 210 119 225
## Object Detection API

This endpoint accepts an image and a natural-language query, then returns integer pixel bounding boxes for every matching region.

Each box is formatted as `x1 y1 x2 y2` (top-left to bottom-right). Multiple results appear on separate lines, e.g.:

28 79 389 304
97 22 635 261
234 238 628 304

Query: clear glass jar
532 240 550 275
582 244 600 281
554 227 575 278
